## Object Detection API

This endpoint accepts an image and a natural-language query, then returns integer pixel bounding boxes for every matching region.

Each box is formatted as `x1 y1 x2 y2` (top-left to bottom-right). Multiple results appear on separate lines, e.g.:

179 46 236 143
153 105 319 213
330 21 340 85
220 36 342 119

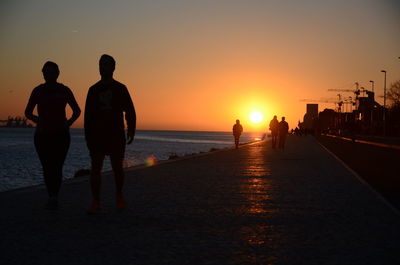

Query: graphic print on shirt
98 89 113 111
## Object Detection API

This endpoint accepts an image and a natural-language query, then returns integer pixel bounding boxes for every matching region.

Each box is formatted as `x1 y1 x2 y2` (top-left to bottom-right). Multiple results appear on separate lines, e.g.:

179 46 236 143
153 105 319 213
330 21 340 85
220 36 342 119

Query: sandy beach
1 135 399 265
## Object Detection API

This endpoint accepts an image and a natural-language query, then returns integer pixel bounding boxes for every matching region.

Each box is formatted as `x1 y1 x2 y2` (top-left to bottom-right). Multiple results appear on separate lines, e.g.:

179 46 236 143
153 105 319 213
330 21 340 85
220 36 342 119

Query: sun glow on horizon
250 111 263 124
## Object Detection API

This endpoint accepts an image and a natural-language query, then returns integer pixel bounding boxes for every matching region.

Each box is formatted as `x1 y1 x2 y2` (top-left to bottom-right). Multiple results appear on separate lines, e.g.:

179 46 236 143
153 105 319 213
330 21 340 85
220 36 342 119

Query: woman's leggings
34 130 70 197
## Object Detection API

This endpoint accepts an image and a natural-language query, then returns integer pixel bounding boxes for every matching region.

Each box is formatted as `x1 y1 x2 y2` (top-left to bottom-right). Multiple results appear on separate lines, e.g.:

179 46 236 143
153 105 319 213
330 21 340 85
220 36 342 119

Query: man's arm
84 87 94 142
122 86 136 144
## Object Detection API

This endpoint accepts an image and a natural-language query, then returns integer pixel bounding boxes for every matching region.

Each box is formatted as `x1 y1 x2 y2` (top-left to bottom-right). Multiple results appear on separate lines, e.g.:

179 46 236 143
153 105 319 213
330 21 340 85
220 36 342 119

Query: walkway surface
1 136 399 265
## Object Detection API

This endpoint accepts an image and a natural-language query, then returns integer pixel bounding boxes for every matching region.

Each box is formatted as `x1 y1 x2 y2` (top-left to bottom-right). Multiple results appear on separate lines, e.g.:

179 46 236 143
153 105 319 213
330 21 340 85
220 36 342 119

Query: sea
0 128 263 192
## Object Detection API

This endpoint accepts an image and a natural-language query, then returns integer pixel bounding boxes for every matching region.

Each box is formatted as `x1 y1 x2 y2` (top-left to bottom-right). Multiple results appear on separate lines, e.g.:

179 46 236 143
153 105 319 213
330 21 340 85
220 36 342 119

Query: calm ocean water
0 128 262 192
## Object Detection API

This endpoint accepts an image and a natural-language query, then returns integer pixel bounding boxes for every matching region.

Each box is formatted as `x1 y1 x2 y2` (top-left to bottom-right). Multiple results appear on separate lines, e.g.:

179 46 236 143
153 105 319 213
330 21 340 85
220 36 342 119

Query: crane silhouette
328 82 361 100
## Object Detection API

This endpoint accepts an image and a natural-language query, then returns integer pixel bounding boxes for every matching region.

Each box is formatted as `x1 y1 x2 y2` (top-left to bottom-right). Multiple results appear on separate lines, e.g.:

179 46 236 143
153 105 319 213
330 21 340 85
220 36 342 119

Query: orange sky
1 0 400 131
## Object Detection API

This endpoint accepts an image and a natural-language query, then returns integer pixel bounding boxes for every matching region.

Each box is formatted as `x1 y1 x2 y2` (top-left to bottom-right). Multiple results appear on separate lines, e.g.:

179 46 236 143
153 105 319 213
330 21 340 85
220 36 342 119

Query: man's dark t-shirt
84 79 136 156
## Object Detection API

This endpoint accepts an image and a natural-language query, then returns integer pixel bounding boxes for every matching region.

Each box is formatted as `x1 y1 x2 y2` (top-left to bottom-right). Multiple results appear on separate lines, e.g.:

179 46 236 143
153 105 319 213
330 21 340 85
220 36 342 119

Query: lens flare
145 155 157 167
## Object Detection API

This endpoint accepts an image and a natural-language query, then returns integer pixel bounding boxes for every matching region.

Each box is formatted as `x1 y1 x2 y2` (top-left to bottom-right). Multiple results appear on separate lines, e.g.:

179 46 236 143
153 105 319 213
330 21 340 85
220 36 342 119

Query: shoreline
0 139 266 195
124 138 265 172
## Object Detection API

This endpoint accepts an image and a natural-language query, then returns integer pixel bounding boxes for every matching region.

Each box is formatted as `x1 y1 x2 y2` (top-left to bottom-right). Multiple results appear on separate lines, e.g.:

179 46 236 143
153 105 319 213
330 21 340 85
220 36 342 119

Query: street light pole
369 80 374 92
381 70 387 136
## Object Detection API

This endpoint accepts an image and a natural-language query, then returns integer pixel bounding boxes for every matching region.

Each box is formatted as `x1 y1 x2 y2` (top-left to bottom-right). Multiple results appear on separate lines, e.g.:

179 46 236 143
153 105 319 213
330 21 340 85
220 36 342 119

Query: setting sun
250 111 263 124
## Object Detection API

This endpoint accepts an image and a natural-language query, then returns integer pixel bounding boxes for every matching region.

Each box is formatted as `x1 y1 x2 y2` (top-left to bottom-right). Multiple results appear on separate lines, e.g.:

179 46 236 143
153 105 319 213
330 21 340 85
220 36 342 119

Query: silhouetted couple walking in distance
269 115 289 149
25 55 136 212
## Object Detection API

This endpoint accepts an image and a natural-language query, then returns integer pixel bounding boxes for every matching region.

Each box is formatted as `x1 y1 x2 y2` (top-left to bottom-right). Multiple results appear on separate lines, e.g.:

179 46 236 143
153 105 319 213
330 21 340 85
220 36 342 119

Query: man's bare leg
87 154 104 212
111 155 125 208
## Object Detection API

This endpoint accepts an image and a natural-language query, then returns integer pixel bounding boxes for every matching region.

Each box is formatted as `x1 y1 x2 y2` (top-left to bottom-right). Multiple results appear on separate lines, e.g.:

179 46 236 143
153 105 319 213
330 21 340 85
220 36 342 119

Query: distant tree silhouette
387 80 400 108
387 80 400 136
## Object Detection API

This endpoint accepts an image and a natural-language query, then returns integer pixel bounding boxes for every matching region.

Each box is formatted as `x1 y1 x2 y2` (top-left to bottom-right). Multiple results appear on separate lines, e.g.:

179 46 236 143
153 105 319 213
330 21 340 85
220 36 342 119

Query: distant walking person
232 119 243 149
25 61 81 209
278 117 289 149
269 115 279 148
85 54 136 213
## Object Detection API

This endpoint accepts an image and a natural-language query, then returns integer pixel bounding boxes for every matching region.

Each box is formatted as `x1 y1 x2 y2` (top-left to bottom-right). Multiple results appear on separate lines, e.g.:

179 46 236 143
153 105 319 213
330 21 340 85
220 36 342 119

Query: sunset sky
1 0 399 131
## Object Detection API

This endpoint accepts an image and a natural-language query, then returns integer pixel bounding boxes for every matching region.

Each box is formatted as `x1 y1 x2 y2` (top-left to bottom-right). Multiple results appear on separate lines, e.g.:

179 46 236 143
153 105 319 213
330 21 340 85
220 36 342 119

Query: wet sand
1 135 399 265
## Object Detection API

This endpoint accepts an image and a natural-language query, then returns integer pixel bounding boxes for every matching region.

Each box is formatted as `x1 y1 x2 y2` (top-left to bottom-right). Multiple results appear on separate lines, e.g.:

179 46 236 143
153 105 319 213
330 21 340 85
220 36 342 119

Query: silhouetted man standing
85 54 136 213
278 117 289 149
269 115 279 148
232 119 243 149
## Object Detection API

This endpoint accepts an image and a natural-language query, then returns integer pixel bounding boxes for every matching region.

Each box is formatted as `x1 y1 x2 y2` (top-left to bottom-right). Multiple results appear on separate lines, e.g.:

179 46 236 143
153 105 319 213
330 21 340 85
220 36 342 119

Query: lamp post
369 80 374 92
381 70 387 136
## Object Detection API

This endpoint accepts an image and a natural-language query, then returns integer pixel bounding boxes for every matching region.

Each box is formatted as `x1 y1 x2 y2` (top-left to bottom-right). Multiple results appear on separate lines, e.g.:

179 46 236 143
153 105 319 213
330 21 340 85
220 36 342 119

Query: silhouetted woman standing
25 62 81 209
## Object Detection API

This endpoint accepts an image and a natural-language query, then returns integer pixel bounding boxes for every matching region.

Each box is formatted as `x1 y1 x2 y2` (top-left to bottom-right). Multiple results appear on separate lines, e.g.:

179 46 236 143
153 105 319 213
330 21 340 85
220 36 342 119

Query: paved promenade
1 136 399 265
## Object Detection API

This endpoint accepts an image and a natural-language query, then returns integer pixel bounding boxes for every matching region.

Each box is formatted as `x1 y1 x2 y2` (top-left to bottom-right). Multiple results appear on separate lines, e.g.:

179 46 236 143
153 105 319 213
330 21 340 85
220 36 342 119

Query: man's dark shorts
87 131 125 171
